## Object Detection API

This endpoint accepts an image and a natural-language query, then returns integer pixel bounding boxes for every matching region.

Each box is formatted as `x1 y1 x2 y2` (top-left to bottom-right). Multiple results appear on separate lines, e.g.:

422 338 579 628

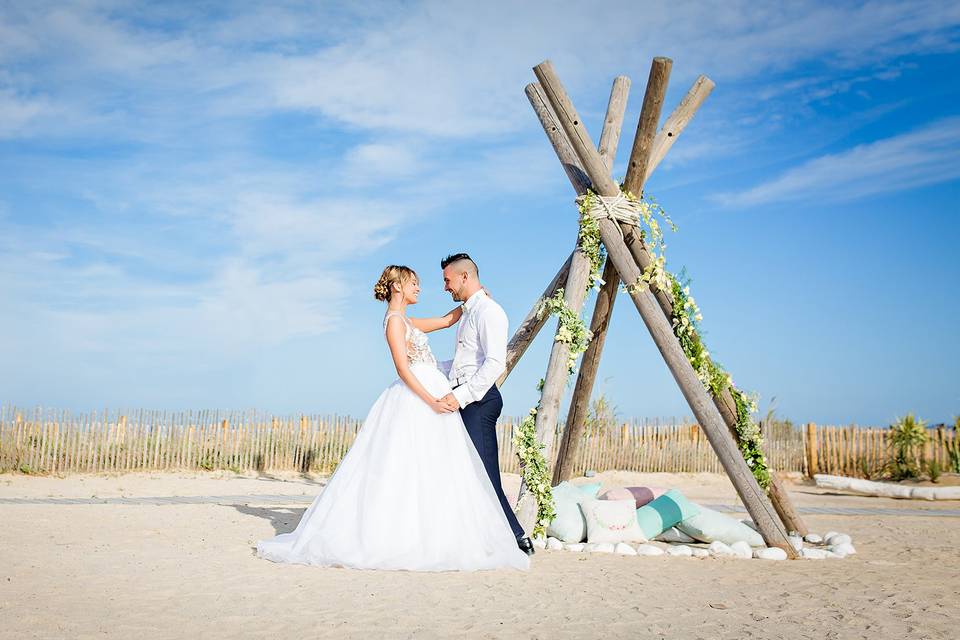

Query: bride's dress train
256 313 529 571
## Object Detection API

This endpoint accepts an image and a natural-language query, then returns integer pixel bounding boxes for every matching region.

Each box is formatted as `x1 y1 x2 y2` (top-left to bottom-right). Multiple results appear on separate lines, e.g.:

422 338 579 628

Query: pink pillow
599 486 667 508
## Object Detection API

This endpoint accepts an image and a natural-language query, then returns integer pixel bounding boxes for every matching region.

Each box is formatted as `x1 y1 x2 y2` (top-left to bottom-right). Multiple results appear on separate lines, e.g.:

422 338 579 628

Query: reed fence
1 406 955 479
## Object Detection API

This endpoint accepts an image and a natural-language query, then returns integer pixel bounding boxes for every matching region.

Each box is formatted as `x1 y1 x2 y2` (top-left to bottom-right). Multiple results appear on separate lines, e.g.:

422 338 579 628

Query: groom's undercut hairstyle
441 252 479 277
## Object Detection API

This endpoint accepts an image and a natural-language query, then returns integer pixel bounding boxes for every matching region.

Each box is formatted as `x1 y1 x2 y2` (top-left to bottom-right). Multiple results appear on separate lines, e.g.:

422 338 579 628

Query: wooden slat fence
1 406 955 479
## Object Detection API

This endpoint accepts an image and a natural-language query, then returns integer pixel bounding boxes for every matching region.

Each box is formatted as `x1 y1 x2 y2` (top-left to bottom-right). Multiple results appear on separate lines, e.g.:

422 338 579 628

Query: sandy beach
2 470 958 639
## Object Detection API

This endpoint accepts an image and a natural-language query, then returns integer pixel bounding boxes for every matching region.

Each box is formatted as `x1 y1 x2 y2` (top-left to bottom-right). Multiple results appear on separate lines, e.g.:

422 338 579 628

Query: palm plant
883 413 928 480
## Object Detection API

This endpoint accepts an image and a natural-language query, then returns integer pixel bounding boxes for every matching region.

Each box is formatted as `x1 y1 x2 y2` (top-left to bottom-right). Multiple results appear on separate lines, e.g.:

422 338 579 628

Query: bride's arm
385 316 454 414
408 305 462 334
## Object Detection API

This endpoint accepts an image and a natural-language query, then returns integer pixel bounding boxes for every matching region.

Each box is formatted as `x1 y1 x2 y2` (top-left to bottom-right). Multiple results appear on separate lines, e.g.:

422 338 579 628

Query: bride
256 265 530 571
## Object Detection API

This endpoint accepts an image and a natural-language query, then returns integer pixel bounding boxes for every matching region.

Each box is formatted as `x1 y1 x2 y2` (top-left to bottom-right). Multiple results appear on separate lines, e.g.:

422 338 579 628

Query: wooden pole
533 59 795 557
513 75 631 533
805 422 819 477
498 252 573 387
554 59 668 484
528 59 807 537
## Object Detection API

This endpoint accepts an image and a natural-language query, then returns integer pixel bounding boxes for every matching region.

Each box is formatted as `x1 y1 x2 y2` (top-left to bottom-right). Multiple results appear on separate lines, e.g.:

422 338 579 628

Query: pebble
563 542 585 552
826 533 852 546
666 545 693 557
823 530 839 542
588 542 616 554
730 541 753 559
532 537 547 550
788 535 804 552
615 542 638 556
830 542 857 557
753 547 788 560
804 533 823 544
691 548 711 558
584 470 597 478
636 544 665 556
546 537 564 551
708 541 735 558
801 548 828 560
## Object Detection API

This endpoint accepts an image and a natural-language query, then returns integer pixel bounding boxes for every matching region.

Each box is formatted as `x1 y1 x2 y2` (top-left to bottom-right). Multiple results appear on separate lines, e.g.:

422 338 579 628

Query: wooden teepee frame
497 58 806 559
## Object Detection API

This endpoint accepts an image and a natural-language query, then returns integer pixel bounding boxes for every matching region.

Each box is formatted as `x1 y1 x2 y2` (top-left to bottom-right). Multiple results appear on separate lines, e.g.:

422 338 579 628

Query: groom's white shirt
438 289 508 409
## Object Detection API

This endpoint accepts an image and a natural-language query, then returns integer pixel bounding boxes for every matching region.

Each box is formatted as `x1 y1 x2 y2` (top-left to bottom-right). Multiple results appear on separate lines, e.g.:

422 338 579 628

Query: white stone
754 547 788 560
804 533 823 544
730 541 753 559
824 550 845 559
826 533 852 546
708 541 735 558
823 530 839 542
831 542 856 556
801 548 829 560
636 544 665 556
546 537 564 551
740 519 760 532
589 542 616 554
788 535 804 552
563 542 585 552
691 547 711 558
666 545 693 557
532 536 547 549
615 542 638 556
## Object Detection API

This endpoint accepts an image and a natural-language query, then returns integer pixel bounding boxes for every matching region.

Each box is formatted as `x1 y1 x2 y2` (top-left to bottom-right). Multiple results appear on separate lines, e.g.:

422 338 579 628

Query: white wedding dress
256 312 529 571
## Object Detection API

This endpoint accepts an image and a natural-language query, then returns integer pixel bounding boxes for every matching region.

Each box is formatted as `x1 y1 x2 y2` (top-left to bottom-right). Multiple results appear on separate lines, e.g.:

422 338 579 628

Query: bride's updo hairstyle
373 265 417 302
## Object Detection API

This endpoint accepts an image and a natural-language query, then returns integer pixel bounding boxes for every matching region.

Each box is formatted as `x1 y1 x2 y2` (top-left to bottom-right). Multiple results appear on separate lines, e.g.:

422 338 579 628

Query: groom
437 253 535 556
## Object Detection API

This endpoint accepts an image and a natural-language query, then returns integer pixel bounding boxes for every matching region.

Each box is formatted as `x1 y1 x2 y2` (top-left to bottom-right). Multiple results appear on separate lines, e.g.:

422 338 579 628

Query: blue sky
1 1 958 426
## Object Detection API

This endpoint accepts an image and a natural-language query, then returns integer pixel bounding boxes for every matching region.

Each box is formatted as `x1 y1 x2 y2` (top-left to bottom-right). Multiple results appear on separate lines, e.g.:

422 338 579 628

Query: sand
2 470 958 639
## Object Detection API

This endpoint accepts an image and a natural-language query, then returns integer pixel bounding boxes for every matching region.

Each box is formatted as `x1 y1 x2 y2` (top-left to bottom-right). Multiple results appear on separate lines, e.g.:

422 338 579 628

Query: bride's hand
430 398 455 414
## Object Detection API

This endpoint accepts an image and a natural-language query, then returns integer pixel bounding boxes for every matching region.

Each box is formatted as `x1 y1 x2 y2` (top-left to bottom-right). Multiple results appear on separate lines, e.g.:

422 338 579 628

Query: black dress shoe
517 536 535 556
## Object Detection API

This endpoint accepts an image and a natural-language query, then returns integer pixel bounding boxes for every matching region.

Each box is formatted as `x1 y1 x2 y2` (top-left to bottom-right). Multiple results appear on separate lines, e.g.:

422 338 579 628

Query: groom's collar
463 289 487 312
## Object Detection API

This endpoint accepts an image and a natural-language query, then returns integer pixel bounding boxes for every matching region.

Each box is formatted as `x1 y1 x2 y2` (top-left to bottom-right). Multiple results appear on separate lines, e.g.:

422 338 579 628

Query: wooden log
623 57 672 198
533 60 795 557
553 61 666 484
497 252 573 387
552 257 619 484
513 74 631 533
644 74 715 183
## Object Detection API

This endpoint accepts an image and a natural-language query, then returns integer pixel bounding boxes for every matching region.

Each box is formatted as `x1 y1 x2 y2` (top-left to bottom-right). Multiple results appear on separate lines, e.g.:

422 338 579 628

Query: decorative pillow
579 498 648 544
546 481 604 543
634 489 701 539
655 526 697 544
599 486 667 508
675 505 764 547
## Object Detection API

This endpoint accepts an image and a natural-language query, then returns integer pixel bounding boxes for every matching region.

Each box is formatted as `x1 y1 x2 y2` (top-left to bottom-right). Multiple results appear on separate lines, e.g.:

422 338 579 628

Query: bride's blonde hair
373 265 417 302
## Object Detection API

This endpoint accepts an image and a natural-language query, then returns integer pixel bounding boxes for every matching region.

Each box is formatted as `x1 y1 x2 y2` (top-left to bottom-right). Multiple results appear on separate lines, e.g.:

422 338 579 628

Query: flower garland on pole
515 188 772 538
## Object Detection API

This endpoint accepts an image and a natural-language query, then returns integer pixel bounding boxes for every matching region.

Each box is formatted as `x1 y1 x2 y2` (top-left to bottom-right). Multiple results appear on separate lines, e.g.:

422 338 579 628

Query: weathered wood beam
553 58 670 484
497 252 573 387
644 74 715 183
513 74 630 533
623 56 673 199
533 59 796 557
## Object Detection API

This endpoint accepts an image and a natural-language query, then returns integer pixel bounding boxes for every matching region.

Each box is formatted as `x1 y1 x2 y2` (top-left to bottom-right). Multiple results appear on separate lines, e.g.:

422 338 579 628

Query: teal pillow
634 489 700 539
545 481 604 542
675 505 764 547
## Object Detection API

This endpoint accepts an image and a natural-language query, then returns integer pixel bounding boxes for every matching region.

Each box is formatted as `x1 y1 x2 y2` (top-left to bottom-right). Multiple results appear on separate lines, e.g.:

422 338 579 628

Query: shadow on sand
235 504 307 537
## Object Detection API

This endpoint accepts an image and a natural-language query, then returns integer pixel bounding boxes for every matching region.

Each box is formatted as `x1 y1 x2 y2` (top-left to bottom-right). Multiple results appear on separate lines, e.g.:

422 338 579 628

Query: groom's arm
437 359 453 377
451 306 507 408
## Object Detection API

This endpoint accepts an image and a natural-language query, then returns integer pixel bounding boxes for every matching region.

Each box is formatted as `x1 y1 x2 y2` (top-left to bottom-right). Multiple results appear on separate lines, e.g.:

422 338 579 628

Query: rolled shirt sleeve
452 305 508 408
437 359 453 377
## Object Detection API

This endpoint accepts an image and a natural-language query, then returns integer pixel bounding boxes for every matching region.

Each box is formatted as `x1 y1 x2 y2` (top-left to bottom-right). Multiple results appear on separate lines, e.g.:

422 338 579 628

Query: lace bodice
383 312 438 367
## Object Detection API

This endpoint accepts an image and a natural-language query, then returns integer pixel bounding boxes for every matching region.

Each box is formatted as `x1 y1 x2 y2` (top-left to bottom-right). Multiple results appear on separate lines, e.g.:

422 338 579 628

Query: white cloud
714 117 960 207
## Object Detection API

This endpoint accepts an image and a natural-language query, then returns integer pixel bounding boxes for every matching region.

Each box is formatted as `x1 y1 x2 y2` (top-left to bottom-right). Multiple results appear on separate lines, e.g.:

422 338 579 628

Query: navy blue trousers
459 385 525 539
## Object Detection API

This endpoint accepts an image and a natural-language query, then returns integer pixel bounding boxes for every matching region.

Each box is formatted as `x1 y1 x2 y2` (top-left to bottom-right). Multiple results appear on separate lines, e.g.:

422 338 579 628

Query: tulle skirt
256 362 529 571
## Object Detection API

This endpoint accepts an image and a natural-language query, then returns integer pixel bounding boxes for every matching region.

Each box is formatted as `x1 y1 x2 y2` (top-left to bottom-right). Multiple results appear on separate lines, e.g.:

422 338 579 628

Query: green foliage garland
514 210 607 537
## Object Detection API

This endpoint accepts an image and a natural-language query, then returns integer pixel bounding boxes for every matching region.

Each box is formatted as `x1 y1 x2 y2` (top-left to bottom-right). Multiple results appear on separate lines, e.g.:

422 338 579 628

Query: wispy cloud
713 117 960 207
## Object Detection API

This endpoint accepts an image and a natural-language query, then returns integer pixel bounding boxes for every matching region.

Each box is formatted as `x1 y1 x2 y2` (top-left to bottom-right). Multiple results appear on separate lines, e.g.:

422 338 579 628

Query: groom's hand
439 393 460 411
